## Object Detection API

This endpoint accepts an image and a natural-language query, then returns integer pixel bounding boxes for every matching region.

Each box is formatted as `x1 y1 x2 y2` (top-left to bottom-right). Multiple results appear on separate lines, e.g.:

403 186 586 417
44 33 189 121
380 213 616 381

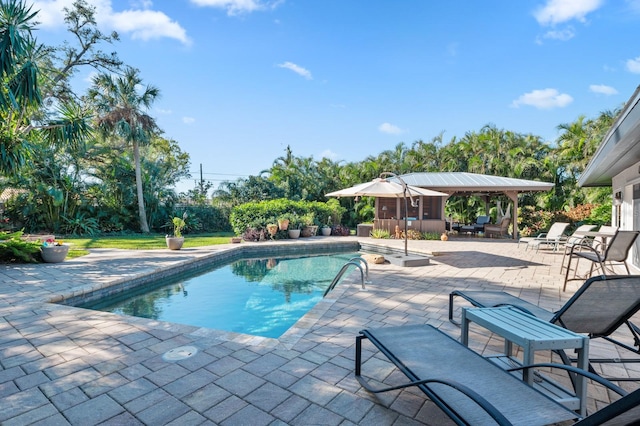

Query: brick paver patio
1 236 638 425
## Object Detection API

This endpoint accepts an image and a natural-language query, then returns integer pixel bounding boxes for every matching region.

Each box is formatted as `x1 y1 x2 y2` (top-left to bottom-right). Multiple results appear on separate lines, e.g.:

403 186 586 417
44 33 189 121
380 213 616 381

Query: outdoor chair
518 222 570 252
563 230 640 291
560 225 614 273
484 217 510 238
449 275 640 381
356 324 640 425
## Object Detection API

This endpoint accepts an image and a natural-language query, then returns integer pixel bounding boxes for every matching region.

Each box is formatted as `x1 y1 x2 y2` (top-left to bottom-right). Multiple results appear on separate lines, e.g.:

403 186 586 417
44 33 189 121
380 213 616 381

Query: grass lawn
64 233 235 257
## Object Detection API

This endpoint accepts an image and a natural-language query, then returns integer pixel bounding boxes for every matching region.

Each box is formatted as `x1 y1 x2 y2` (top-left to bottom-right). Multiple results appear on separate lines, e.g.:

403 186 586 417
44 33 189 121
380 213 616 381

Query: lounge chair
563 229 639 291
356 324 640 425
484 217 510 238
449 275 640 380
518 222 570 252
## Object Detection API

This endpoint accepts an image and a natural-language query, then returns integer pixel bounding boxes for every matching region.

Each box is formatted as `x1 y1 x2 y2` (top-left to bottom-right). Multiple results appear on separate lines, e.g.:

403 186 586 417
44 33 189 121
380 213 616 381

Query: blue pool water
81 251 360 338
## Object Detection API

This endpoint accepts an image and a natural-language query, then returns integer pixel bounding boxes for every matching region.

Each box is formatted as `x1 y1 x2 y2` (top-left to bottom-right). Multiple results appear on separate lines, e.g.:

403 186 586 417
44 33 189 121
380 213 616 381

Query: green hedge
229 198 345 236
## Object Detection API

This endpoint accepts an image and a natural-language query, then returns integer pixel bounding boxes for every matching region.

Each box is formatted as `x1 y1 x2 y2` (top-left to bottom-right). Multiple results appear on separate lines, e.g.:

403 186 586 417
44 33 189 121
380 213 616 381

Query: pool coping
48 240 363 350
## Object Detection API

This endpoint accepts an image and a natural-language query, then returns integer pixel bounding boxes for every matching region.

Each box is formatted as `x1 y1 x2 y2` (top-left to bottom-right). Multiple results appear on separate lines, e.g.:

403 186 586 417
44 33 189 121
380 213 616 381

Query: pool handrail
324 259 369 297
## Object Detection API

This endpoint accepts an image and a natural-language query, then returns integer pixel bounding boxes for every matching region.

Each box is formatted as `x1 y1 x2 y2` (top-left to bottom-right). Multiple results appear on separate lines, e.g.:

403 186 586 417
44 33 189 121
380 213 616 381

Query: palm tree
88 67 160 233
0 0 91 175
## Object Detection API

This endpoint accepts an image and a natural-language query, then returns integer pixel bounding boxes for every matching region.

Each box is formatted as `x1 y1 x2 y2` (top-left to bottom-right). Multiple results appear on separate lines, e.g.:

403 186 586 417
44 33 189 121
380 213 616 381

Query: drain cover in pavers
162 345 198 361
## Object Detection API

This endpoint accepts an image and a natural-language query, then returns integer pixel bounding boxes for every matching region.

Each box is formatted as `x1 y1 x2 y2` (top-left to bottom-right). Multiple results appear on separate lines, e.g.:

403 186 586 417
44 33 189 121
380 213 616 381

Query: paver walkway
1 236 638 425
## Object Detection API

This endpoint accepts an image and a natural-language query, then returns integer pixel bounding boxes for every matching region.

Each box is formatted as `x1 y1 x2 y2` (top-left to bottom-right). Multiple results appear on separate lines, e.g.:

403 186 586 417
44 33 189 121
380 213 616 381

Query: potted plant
300 212 318 237
40 238 70 263
277 216 290 231
266 223 278 238
320 213 332 236
287 215 301 239
166 215 186 250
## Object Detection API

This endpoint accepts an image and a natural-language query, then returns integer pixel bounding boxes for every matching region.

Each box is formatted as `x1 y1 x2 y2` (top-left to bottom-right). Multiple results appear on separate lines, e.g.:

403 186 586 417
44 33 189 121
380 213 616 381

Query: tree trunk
134 140 150 233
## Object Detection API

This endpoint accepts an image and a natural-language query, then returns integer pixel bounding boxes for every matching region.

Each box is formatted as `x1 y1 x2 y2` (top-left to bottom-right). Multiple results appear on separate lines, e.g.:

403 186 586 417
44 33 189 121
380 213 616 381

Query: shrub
406 229 423 240
422 232 441 240
370 228 390 239
331 224 351 236
0 231 41 263
230 199 343 236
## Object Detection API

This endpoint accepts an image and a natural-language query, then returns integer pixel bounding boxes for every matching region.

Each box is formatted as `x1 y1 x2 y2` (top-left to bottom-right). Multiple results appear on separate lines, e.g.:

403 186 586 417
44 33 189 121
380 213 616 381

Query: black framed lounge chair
356 324 640 425
518 222 569 252
449 275 640 380
563 230 639 291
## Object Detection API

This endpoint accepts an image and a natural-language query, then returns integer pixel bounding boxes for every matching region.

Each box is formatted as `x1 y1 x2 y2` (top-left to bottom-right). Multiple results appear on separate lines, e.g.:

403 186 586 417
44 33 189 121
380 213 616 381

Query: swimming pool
78 250 361 338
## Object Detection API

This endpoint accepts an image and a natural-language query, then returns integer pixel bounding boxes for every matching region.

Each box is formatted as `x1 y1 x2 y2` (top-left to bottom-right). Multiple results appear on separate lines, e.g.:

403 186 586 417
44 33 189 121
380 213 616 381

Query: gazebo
375 172 554 240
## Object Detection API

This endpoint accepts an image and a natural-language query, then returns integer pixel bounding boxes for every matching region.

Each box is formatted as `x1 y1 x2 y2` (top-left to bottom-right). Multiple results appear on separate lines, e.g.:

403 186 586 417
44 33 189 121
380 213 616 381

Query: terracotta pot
441 232 449 241
267 224 278 237
166 236 184 250
278 219 289 231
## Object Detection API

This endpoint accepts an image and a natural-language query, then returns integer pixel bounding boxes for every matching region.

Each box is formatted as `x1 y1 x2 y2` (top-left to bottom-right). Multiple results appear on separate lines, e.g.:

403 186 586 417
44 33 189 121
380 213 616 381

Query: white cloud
511 88 573 109
534 0 603 25
589 84 618 95
182 116 196 124
277 62 312 80
156 108 173 115
32 0 191 45
540 27 575 41
189 0 283 16
626 56 640 73
106 10 191 45
378 123 404 135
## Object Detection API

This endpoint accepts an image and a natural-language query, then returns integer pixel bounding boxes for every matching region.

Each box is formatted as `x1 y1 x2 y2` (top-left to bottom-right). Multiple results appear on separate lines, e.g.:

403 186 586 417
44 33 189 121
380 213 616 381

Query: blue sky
33 0 640 193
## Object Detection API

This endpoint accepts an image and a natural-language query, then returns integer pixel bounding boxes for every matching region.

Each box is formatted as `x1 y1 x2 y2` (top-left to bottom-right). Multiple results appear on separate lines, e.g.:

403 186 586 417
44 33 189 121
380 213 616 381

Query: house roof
579 85 640 187
393 172 554 194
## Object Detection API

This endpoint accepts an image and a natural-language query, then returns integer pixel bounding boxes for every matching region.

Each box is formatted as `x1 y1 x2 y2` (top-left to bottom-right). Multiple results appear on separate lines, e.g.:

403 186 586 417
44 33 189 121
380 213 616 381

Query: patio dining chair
563 230 640 291
558 224 600 272
518 221 570 252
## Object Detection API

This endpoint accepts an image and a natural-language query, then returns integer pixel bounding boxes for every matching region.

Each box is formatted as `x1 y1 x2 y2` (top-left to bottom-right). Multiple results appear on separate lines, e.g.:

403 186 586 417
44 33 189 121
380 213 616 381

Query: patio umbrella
326 177 448 256
325 178 448 198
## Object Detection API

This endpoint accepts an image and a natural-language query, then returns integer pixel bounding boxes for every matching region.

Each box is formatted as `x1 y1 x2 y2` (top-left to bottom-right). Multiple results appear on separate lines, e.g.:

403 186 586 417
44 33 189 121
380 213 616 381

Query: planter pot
278 219 289 231
301 225 318 237
166 236 185 250
288 229 301 239
41 244 70 263
267 224 278 237
230 237 242 244
321 226 332 236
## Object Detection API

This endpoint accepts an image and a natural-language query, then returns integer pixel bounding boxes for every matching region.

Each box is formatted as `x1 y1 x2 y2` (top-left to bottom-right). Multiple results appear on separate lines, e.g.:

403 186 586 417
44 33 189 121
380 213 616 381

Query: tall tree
0 0 90 176
88 67 160 233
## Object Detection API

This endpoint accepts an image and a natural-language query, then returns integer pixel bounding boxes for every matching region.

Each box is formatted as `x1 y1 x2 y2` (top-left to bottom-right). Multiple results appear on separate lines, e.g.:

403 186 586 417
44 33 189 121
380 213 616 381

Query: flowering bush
42 238 64 247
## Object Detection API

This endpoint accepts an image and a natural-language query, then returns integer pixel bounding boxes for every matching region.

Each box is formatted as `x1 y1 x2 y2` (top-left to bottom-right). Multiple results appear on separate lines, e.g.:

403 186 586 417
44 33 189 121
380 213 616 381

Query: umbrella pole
403 195 408 256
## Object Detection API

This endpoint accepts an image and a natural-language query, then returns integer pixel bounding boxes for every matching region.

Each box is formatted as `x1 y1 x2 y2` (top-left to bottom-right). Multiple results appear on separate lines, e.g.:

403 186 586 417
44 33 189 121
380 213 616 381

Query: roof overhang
579 85 640 187
393 172 554 194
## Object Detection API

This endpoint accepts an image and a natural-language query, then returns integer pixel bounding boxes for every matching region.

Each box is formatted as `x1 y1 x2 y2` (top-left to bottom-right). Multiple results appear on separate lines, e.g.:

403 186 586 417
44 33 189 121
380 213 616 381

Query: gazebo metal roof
393 172 554 194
